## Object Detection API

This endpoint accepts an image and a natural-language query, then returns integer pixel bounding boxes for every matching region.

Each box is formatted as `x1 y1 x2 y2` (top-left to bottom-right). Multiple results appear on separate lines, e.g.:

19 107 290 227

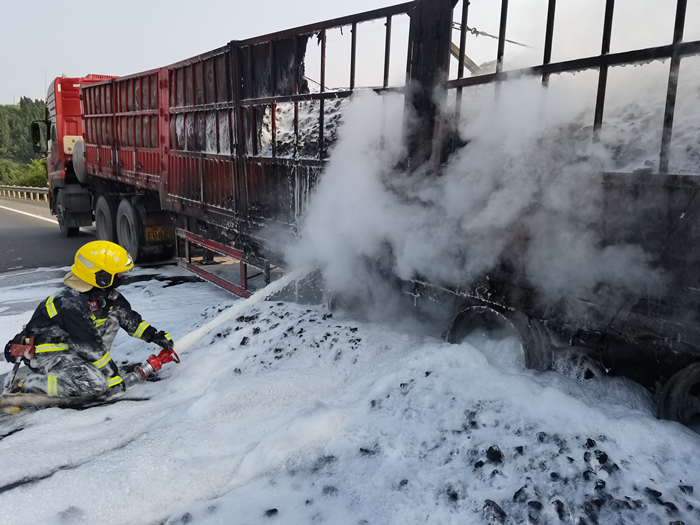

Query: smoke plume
287 58 700 326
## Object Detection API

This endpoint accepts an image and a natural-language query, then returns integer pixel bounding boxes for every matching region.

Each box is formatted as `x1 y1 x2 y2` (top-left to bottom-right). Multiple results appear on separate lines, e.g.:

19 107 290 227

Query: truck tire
446 302 553 371
657 362 700 424
95 195 119 242
56 190 79 237
116 199 142 262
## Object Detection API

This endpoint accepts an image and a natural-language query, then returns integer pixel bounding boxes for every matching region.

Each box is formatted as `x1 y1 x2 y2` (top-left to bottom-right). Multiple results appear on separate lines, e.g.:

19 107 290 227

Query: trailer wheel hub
446 303 553 372
657 362 700 425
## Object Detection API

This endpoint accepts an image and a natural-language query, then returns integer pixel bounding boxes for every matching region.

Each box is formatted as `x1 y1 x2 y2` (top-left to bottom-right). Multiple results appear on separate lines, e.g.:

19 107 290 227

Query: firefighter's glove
4 340 16 364
151 330 174 351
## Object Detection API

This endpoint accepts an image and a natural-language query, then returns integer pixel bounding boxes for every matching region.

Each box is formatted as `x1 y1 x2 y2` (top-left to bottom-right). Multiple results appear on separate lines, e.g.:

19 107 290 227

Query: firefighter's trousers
19 353 109 398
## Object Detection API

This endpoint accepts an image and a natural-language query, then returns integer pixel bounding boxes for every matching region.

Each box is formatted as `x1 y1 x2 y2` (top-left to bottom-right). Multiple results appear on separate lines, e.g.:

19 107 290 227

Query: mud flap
61 186 93 227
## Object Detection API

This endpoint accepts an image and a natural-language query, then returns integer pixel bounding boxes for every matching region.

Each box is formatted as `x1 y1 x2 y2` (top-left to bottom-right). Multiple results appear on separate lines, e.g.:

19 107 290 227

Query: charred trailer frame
64 0 700 422
407 0 700 424
78 3 414 296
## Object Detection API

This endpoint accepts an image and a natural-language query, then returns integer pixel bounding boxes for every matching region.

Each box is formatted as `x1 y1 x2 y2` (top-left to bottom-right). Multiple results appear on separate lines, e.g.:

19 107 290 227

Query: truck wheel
116 199 142 262
56 190 79 237
446 303 553 371
95 195 119 242
657 362 700 425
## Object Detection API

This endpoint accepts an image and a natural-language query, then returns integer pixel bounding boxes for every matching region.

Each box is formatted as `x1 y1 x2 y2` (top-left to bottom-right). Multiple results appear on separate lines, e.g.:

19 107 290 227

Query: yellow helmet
71 241 134 289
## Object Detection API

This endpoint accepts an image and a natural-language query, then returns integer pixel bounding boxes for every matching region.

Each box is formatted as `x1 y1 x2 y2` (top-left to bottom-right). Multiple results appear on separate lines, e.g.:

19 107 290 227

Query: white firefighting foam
0 267 698 525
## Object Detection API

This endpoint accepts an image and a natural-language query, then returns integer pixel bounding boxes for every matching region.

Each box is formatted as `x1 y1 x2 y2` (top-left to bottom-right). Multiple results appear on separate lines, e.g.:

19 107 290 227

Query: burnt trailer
34 0 700 423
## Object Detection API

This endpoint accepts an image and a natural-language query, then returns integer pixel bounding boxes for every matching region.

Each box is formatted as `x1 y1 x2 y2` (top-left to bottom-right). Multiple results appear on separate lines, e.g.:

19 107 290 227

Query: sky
0 0 397 104
2 0 698 105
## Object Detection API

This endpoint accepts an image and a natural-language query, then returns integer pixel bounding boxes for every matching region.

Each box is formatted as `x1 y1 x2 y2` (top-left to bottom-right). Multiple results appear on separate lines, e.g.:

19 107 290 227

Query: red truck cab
46 75 115 185
36 74 116 235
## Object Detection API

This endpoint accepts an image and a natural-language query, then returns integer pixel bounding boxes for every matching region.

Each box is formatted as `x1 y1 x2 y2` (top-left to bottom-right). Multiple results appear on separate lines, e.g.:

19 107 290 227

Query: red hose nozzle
136 347 180 379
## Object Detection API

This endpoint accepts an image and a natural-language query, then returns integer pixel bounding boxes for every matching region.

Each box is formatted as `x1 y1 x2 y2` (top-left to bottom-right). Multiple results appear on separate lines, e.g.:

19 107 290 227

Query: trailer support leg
241 262 248 291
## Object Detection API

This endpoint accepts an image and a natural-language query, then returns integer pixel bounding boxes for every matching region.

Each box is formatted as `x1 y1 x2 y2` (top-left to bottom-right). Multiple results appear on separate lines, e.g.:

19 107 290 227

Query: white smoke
288 57 699 323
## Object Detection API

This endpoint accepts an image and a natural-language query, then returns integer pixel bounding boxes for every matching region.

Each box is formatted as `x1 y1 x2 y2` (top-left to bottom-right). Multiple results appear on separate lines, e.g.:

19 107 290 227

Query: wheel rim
448 307 512 341
447 306 527 368
447 305 553 371
659 363 700 424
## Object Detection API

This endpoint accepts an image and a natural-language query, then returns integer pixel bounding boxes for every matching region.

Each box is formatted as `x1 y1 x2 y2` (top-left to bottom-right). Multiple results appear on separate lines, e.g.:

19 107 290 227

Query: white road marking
0 204 56 225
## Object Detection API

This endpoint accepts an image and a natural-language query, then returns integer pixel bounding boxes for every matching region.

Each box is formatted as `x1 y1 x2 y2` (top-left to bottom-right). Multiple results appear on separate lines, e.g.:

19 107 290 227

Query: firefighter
3 240 174 399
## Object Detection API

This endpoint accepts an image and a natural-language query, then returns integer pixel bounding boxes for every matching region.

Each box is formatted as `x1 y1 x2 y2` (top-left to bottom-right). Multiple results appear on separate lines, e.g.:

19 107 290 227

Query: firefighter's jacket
24 286 159 392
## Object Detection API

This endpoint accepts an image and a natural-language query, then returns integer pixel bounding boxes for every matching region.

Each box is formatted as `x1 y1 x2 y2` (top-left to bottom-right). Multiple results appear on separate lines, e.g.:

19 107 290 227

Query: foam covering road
0 196 95 272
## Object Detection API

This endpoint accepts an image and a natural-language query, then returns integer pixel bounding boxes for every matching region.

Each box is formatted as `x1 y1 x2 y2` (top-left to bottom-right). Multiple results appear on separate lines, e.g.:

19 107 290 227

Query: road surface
0 196 96 273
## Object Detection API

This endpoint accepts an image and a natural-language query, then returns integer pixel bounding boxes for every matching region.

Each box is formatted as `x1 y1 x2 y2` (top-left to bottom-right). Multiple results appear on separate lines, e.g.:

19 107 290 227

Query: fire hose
125 265 312 384
0 266 312 408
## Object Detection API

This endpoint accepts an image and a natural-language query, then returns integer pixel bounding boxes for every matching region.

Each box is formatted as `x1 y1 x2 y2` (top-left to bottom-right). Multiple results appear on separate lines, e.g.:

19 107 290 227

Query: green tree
0 158 18 185
0 109 13 160
0 97 46 164
13 158 47 187
0 97 47 188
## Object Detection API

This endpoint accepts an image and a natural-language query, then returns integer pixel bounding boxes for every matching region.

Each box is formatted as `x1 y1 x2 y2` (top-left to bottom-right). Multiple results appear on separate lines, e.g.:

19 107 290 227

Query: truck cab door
47 121 62 177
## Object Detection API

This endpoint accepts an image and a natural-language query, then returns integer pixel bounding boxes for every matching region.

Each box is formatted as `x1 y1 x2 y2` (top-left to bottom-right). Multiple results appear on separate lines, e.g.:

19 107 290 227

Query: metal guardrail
0 185 49 202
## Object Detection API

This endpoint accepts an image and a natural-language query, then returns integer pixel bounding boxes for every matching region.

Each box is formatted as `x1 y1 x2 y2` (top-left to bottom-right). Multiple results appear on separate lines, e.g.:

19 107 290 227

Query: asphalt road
0 196 96 272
